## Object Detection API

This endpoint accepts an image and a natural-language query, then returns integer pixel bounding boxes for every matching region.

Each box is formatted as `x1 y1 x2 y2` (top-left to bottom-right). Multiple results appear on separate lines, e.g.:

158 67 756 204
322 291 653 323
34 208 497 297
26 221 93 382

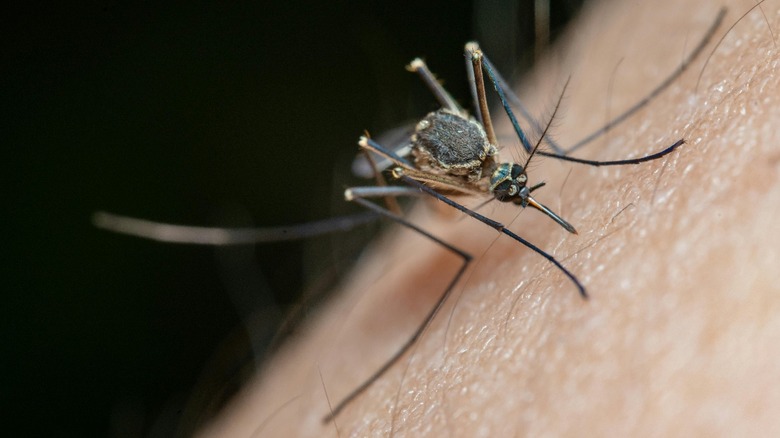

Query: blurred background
3 0 584 436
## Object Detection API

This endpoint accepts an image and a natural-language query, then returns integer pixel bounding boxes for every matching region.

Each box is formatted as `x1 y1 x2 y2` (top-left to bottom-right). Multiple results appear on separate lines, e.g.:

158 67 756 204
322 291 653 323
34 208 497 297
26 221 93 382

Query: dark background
3 1 583 436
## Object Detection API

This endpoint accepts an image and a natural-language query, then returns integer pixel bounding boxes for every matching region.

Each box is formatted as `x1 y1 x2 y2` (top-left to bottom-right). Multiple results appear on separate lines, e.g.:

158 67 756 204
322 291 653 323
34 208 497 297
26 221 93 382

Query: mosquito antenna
523 76 571 171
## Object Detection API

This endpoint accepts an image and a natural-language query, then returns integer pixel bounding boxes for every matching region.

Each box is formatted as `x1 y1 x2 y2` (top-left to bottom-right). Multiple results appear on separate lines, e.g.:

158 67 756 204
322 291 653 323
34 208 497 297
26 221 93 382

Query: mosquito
323 10 726 422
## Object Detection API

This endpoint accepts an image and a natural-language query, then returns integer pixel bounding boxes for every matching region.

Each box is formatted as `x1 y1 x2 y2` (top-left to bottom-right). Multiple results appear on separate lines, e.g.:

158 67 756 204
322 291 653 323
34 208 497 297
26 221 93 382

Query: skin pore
199 0 780 435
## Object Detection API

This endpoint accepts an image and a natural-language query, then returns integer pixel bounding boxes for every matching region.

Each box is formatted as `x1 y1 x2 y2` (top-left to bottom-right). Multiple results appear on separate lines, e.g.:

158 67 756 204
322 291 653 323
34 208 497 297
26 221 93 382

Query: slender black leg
91 211 379 244
408 58 463 114
478 49 688 167
324 190 473 422
395 174 587 299
470 7 725 157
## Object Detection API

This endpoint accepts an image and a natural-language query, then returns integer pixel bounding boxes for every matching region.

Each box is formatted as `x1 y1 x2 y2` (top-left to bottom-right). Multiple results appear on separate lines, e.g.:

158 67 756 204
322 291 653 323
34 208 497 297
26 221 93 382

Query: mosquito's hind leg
562 7 726 155
470 7 726 157
476 42 687 168
91 211 380 244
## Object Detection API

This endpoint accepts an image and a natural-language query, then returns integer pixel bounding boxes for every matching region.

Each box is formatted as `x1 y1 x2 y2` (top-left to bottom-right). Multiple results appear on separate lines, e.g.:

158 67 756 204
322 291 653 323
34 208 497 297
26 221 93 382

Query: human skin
199 0 780 435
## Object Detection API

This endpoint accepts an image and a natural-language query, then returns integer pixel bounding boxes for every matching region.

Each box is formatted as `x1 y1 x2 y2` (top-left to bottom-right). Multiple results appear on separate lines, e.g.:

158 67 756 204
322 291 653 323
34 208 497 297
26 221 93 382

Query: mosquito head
490 162 529 205
489 162 577 234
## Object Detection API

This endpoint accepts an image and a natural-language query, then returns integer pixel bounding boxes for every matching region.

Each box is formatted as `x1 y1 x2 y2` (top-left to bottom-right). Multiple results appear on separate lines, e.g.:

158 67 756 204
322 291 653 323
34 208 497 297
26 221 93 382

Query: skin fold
199 0 780 435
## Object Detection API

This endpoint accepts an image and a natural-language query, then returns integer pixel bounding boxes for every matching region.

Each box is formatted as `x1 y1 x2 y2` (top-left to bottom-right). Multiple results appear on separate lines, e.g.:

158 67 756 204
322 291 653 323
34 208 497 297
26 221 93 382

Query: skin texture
199 0 780 435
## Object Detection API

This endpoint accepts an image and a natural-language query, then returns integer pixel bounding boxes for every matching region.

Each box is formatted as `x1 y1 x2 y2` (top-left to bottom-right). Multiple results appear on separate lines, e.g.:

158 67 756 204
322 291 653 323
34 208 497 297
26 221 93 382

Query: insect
322 10 726 421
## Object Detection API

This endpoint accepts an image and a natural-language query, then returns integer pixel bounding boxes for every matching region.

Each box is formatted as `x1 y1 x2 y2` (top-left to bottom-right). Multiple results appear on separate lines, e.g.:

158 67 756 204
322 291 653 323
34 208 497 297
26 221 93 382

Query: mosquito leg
362 149 403 215
465 43 483 126
393 171 587 299
564 7 726 155
407 58 463 114
479 47 687 168
91 211 379 244
471 42 566 155
344 185 424 201
474 7 725 156
537 139 685 166
465 42 499 148
324 189 473 422
472 47 536 155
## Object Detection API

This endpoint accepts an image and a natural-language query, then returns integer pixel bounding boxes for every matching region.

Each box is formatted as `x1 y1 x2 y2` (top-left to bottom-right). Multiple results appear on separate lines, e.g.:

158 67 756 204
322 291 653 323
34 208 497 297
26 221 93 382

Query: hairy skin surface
199 0 780 435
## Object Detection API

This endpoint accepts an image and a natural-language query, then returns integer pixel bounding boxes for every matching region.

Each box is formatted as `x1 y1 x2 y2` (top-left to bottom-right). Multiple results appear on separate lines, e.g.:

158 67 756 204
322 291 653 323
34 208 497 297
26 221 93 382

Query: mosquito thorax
489 162 530 204
411 109 497 181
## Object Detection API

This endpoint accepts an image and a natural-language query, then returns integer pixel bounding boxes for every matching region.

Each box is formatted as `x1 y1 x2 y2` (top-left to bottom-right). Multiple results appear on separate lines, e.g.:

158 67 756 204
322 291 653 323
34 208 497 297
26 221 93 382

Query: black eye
510 164 525 179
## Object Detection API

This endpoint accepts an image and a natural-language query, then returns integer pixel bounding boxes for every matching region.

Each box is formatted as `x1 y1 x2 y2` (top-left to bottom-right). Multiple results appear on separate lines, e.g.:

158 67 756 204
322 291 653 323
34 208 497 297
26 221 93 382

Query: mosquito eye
492 181 514 202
